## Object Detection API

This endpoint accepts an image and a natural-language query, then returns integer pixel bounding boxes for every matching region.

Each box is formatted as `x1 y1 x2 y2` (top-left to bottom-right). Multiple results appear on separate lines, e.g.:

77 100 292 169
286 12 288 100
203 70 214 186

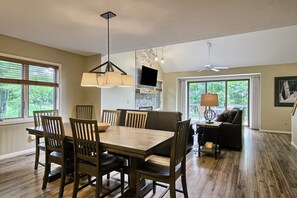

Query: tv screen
140 66 158 87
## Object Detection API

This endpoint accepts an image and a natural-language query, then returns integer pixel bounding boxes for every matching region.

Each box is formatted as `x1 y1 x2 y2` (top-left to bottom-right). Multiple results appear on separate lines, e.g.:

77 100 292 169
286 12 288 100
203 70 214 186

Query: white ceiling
1 0 297 73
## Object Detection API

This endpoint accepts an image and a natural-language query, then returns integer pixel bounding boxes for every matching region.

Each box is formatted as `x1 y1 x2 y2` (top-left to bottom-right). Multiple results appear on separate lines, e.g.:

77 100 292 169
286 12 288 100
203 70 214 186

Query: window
0 56 59 121
188 79 249 125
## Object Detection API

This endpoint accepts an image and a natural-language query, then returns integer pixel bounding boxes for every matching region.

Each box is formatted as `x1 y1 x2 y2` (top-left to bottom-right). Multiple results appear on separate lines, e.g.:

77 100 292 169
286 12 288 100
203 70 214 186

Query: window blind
0 56 58 87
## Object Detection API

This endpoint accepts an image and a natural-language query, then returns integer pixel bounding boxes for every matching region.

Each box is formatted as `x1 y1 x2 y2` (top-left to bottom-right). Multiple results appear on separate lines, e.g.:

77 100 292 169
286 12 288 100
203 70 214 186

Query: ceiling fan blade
214 66 229 69
211 68 220 72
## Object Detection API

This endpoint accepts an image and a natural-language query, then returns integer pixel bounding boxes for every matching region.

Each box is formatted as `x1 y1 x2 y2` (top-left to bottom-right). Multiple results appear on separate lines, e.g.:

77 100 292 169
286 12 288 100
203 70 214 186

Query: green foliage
29 86 54 117
0 84 22 118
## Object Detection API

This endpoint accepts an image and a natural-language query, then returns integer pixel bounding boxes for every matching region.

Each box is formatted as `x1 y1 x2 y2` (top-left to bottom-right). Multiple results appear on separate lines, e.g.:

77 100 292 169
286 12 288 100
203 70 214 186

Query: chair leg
34 138 40 170
59 163 66 198
169 181 176 198
72 166 79 198
120 168 124 194
153 180 156 194
42 161 50 189
135 172 141 198
95 175 102 198
181 173 189 198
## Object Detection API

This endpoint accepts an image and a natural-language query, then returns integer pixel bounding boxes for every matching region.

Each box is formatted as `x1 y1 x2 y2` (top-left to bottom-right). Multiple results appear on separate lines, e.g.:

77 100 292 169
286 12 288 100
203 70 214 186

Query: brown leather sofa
199 108 243 151
117 109 194 156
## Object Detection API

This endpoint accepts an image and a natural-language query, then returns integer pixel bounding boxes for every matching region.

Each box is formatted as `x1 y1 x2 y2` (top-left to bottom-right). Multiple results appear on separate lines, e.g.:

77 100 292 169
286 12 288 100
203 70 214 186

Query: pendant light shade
80 11 135 88
121 75 135 87
81 73 98 87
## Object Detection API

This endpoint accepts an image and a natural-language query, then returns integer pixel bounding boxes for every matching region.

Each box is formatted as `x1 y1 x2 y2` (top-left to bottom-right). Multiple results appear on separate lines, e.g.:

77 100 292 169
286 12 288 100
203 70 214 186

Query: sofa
198 107 243 151
117 109 194 156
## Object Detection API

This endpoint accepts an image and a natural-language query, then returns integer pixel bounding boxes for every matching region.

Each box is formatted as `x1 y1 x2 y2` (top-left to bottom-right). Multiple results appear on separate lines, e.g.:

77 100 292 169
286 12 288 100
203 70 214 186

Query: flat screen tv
140 66 158 86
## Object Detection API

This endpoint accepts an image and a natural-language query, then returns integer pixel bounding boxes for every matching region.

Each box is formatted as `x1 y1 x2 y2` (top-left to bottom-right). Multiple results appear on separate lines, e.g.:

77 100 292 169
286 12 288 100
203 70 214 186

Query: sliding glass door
188 79 249 125
227 80 249 125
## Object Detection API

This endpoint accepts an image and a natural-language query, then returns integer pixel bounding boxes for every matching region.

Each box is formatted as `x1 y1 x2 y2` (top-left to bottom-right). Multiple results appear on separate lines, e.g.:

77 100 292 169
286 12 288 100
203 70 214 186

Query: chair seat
50 151 62 158
137 155 171 177
38 142 45 150
80 153 125 171
101 153 125 169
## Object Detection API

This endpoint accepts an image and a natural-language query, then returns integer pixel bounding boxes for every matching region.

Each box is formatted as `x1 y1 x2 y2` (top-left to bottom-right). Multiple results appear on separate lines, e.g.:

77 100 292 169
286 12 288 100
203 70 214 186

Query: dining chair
125 111 148 128
135 119 191 198
41 115 74 198
33 109 59 170
101 109 121 126
76 105 93 119
69 118 125 198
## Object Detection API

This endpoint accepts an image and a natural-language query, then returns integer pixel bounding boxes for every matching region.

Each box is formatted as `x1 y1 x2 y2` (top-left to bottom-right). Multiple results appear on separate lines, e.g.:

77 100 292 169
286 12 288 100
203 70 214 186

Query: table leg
124 157 153 197
215 129 218 159
215 142 217 159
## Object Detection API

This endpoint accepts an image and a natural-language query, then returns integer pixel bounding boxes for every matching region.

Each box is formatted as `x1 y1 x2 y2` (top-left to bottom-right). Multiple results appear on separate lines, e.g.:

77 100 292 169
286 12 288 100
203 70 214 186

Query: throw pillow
216 110 229 122
226 109 238 123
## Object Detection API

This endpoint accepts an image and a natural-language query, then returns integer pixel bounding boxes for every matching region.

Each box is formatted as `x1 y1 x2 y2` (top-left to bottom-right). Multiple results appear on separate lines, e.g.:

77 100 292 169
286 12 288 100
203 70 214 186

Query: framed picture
275 76 297 107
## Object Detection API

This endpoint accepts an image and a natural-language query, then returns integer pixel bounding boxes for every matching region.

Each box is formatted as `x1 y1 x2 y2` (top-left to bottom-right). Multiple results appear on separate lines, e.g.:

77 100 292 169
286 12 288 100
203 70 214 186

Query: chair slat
125 111 148 129
76 105 93 119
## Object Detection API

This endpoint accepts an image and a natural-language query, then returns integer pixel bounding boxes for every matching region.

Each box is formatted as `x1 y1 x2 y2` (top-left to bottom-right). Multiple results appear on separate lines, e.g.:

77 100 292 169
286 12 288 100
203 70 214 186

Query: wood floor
1 128 297 198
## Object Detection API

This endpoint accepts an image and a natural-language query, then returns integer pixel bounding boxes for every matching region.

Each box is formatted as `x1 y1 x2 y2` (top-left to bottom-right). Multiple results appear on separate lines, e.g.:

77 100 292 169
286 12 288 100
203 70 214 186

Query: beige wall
163 63 297 132
0 34 101 155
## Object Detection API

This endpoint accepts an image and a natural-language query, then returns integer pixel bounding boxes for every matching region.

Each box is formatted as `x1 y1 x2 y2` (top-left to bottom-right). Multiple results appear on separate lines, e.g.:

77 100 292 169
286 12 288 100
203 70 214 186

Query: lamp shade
104 72 123 86
81 73 98 87
200 94 219 106
120 75 135 87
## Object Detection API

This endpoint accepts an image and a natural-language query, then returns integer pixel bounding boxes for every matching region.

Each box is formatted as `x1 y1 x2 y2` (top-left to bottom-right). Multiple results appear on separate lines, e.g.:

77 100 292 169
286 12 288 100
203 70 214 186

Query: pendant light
81 11 134 88
160 47 165 64
154 48 159 61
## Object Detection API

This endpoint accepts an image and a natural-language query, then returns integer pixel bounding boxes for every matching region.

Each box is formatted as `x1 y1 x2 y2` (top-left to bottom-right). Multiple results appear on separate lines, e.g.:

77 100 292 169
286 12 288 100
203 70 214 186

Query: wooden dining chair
101 109 121 126
135 119 191 198
125 111 148 128
33 109 59 170
41 116 74 198
69 118 125 198
76 105 93 119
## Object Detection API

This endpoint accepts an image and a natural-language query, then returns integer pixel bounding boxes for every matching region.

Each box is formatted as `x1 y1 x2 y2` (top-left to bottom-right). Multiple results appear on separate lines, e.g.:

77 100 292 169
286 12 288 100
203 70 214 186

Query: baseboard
259 129 291 134
0 148 35 160
291 142 297 151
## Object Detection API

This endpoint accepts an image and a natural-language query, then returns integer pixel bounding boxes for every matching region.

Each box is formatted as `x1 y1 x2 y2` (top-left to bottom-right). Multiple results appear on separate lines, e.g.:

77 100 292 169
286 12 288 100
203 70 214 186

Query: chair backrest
139 106 153 110
69 118 100 164
33 110 59 127
101 110 121 126
170 119 191 167
76 105 93 119
125 111 148 128
41 116 65 153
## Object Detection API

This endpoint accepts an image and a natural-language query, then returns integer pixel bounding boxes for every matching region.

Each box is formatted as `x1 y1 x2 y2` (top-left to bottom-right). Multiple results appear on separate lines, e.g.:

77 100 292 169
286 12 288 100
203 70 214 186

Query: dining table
27 123 174 197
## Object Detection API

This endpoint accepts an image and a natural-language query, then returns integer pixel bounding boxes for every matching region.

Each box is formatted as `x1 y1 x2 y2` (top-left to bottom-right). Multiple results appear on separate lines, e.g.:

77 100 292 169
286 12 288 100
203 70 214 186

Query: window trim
0 53 61 125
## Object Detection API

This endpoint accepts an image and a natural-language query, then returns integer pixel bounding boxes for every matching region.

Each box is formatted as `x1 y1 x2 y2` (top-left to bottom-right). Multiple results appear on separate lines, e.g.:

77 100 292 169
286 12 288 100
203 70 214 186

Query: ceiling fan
199 42 229 72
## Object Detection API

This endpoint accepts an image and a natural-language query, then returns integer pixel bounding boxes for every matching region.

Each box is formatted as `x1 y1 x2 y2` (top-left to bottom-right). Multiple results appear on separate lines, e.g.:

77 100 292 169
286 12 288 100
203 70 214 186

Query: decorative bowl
98 122 110 132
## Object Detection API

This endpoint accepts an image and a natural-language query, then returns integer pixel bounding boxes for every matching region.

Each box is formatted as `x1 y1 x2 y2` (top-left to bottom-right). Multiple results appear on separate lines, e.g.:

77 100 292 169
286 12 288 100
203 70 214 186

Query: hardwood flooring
1 128 297 197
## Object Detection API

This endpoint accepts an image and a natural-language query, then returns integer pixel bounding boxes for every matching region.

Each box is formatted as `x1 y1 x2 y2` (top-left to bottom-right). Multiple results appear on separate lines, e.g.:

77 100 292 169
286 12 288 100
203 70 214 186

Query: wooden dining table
27 123 174 197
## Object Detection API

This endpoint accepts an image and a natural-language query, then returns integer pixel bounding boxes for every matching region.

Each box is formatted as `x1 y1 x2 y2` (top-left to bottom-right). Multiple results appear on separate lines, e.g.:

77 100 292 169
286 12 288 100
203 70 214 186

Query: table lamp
200 93 219 124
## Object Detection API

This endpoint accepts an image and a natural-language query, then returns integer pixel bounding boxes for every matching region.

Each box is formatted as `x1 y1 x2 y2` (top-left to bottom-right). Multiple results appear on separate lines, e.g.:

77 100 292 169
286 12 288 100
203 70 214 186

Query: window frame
0 53 61 125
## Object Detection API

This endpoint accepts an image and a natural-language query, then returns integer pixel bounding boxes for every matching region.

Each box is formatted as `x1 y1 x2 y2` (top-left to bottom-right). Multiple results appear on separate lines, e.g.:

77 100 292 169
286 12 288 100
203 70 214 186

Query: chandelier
81 11 134 88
